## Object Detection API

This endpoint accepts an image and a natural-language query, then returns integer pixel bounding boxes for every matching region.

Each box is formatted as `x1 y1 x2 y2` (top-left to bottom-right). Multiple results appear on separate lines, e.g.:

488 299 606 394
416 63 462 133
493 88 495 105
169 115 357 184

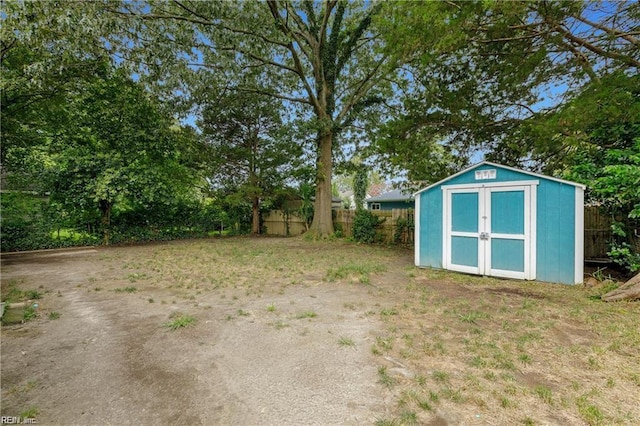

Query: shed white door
443 183 537 280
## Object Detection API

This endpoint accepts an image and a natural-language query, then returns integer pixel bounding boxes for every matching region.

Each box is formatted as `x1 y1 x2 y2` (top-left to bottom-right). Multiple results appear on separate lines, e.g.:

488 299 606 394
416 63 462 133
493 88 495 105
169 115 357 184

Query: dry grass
77 237 640 424
373 268 640 425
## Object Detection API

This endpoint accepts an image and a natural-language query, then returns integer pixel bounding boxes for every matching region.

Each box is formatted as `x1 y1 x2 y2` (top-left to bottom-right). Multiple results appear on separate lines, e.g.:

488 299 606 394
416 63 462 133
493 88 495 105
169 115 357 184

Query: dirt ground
1 238 639 425
1 241 398 425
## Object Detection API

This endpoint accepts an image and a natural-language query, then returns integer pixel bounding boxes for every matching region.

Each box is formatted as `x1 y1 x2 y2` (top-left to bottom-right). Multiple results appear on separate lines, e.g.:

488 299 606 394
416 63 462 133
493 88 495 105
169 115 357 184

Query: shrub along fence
264 208 414 245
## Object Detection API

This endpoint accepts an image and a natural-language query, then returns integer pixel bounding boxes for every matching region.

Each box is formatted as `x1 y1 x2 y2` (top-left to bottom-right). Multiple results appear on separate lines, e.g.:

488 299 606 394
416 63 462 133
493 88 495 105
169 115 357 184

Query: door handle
479 232 490 240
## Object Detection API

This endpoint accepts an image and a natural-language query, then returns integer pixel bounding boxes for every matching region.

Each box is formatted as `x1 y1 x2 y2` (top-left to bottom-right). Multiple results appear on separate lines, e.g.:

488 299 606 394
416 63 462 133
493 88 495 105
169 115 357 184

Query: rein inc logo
1 417 37 424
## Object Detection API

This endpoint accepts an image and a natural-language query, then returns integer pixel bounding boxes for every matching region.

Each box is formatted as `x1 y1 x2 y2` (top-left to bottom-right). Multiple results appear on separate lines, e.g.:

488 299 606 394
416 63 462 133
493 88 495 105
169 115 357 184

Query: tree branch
572 13 639 46
336 56 389 124
235 86 312 106
267 0 321 113
552 20 640 68
555 39 599 81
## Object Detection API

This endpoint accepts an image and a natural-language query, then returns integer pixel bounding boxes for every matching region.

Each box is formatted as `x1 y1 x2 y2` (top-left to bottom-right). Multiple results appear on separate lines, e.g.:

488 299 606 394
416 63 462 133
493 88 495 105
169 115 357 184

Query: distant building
366 189 414 211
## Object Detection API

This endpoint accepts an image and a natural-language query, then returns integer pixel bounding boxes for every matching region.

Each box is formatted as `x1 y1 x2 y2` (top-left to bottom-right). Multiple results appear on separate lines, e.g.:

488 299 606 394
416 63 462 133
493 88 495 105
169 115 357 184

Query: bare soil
1 238 639 425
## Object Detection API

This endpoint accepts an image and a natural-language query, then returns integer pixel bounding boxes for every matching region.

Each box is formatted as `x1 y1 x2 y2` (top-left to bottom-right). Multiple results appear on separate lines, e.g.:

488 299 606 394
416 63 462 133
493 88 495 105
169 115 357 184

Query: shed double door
443 183 536 280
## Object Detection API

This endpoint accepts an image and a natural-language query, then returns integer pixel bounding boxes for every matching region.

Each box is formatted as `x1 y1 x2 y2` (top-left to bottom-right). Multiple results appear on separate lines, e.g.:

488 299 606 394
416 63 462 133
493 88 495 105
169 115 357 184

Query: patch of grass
25 290 42 300
533 386 553 404
378 366 395 388
376 336 393 351
440 387 465 403
469 356 488 368
338 336 355 347
163 313 196 330
266 304 276 312
415 375 427 386
432 370 449 383
459 310 489 324
1 280 41 304
23 306 37 321
237 309 250 317
500 396 514 409
48 311 61 320
576 395 605 425
20 407 39 418
114 286 137 293
295 311 317 319
273 320 289 330
398 410 418 425
326 262 386 283
518 353 532 364
417 398 432 411
380 307 398 316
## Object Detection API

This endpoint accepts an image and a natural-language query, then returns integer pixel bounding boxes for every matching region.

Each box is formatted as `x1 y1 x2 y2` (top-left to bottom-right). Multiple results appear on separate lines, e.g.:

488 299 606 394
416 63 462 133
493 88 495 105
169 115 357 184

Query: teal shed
414 162 585 284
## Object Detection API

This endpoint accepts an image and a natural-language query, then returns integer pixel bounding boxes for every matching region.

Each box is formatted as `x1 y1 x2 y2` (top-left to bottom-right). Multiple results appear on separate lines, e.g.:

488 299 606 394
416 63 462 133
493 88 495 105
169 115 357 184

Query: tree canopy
1 0 638 260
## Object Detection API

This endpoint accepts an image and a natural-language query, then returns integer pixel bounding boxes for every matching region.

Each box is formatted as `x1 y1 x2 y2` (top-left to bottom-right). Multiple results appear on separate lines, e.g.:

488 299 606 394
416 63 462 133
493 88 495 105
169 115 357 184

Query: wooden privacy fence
262 210 308 237
263 208 414 244
584 206 612 261
265 206 613 257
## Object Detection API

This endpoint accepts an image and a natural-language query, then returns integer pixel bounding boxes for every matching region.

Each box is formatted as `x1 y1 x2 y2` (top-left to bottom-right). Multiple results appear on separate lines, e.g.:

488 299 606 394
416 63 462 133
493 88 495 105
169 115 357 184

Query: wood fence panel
584 206 612 260
263 210 306 236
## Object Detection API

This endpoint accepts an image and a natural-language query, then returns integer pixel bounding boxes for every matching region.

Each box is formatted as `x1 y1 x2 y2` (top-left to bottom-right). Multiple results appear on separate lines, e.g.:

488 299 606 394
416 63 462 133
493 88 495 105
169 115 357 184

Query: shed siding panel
536 181 576 284
419 190 442 268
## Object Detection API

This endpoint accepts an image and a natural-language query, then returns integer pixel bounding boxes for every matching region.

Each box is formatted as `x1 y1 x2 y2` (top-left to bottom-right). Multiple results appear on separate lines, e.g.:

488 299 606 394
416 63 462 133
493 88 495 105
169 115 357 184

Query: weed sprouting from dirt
163 313 196 330
114 286 137 293
338 336 355 347
23 306 37 321
377 366 395 388
20 407 39 418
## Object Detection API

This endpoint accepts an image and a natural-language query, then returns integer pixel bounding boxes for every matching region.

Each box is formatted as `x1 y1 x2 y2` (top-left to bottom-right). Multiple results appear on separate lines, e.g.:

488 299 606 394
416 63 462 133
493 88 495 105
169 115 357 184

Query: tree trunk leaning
602 272 640 302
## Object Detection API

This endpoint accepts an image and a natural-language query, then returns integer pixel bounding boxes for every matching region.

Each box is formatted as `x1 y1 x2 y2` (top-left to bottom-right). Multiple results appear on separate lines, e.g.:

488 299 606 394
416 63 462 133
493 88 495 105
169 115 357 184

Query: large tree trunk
251 196 260 235
602 272 640 302
309 131 334 237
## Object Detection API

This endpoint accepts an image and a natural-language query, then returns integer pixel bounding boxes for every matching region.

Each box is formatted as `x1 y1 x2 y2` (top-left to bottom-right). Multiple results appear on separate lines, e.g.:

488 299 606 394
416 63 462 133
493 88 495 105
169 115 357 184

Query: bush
352 210 383 243
609 221 640 274
393 217 414 244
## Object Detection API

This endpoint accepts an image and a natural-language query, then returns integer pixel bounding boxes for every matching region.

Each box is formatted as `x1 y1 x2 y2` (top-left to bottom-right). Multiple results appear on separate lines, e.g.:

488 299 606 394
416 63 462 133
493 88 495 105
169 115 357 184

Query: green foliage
609 222 640 273
23 306 37 322
199 87 303 234
352 210 384 243
297 183 315 231
353 165 368 211
393 218 414 244
560 74 640 273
